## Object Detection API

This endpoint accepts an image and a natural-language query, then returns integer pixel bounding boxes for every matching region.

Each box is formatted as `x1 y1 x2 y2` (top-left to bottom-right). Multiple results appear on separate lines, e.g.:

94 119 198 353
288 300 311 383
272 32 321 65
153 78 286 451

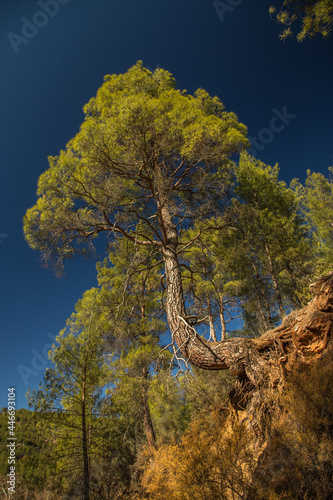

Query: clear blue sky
1 0 332 409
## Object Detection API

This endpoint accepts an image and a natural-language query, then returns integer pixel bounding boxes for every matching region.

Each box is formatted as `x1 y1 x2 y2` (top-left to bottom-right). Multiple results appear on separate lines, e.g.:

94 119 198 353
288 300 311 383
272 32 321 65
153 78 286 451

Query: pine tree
28 289 109 499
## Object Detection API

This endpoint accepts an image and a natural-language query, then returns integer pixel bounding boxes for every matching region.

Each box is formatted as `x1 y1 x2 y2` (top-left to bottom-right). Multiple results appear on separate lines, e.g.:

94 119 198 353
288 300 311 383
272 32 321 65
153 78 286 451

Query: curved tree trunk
163 241 265 381
158 202 268 382
162 231 333 389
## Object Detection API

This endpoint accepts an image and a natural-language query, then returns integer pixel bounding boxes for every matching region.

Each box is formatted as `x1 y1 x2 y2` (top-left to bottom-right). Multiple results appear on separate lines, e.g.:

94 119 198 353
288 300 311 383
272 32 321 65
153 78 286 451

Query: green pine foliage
292 168 333 277
269 0 333 41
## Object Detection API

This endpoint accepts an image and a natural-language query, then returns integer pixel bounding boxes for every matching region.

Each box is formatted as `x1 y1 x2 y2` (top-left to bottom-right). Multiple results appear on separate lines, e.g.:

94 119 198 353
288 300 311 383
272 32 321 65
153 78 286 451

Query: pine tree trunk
207 295 217 341
81 381 90 500
255 294 269 332
263 236 285 318
218 293 227 341
250 257 273 329
141 366 156 450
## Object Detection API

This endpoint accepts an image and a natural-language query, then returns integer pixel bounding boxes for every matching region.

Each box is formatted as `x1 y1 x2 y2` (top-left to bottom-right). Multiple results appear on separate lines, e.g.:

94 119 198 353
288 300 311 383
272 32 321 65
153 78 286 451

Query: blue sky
1 0 332 409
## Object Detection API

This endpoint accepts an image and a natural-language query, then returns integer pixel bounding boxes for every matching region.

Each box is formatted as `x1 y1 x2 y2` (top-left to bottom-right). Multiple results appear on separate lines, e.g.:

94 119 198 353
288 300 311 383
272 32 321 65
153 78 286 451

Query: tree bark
218 293 227 341
263 236 285 318
141 366 156 450
250 257 273 329
207 295 217 342
81 380 90 500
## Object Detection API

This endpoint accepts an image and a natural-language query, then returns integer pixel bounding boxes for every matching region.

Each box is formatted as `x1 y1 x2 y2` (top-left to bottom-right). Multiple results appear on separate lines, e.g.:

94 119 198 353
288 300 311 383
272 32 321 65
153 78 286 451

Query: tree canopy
24 61 248 272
